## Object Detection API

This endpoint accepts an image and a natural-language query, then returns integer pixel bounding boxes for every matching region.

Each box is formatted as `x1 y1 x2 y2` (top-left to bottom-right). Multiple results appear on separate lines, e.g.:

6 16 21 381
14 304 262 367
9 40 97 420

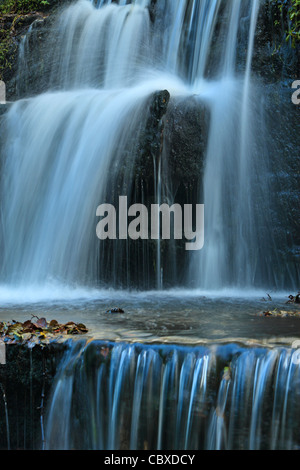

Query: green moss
286 0 300 46
0 0 50 15
0 0 52 80
0 27 13 81
272 0 300 47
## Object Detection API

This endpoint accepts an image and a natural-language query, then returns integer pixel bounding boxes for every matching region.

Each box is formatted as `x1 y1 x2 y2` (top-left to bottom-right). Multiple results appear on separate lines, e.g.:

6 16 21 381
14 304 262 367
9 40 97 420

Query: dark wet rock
106 308 125 314
0 341 68 449
163 96 208 196
263 82 300 287
286 293 300 304
136 89 170 181
252 2 300 83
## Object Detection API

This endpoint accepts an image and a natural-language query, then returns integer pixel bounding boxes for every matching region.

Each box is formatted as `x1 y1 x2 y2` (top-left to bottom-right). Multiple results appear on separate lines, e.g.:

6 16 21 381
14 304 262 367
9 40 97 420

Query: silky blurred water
43 339 300 450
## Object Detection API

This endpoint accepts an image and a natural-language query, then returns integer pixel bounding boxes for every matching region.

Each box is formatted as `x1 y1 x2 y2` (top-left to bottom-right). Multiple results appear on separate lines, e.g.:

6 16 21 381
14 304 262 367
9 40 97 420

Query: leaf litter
0 315 88 348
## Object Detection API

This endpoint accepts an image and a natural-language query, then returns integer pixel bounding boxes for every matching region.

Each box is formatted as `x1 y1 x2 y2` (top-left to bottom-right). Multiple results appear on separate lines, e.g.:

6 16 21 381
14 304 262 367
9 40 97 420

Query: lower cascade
44 341 300 450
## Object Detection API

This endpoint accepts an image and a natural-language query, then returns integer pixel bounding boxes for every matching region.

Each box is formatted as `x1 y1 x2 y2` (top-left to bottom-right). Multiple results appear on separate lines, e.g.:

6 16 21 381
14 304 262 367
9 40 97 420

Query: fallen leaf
32 317 48 329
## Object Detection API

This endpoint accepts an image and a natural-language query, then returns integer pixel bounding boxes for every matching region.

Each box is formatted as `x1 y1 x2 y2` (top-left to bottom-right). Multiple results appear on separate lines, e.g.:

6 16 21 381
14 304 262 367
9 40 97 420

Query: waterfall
191 0 265 288
0 0 285 291
44 341 300 450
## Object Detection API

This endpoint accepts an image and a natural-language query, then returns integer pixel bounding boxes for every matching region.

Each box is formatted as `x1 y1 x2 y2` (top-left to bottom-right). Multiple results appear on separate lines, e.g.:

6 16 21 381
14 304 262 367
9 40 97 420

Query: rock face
0 342 68 450
251 2 300 287
252 2 299 82
0 1 76 99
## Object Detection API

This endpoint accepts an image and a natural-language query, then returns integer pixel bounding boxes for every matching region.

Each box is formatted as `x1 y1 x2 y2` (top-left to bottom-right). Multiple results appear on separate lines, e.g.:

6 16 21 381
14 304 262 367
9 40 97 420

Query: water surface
0 287 299 346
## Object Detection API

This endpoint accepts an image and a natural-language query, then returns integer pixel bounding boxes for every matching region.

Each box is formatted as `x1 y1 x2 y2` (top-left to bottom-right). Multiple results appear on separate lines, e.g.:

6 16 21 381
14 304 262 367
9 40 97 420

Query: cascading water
0 0 282 291
44 341 300 450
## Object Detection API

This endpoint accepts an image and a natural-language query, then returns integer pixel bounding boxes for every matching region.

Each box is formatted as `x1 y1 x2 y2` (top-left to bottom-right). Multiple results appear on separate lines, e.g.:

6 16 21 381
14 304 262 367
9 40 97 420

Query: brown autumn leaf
32 317 48 329
22 320 37 332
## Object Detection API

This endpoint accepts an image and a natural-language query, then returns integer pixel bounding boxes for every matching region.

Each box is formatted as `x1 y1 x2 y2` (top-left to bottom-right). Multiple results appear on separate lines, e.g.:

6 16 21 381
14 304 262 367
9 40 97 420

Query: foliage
0 0 50 14
0 32 15 81
273 0 300 47
0 316 88 347
286 0 300 46
261 308 300 317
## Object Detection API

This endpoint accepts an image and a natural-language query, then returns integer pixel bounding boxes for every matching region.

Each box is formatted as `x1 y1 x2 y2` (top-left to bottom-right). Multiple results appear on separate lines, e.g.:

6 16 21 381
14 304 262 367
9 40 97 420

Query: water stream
44 340 300 450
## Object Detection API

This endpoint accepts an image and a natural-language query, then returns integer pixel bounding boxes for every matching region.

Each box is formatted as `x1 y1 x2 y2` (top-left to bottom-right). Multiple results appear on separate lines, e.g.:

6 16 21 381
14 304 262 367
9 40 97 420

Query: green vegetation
285 0 300 46
0 0 51 80
0 21 15 81
273 0 300 47
0 0 50 14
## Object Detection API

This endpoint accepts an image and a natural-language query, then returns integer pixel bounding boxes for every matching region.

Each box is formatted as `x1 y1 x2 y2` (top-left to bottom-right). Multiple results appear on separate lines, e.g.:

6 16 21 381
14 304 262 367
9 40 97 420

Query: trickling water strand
236 0 260 287
248 350 279 450
184 355 210 449
206 376 231 450
157 362 168 450
44 342 300 450
157 348 179 449
153 150 162 290
108 344 136 449
227 350 257 449
187 0 222 83
278 350 300 449
16 24 33 98
129 348 162 449
45 342 84 450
